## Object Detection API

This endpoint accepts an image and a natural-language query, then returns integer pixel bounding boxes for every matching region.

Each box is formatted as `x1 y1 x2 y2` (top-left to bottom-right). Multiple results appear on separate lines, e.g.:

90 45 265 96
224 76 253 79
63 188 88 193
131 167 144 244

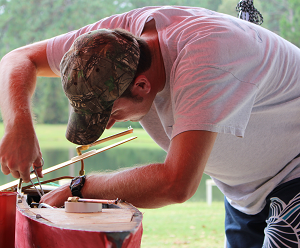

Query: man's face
106 96 151 129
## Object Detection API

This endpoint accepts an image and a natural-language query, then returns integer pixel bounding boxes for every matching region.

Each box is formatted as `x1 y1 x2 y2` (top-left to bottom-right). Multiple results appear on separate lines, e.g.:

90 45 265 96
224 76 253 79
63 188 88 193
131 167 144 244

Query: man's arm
0 40 58 182
40 130 217 208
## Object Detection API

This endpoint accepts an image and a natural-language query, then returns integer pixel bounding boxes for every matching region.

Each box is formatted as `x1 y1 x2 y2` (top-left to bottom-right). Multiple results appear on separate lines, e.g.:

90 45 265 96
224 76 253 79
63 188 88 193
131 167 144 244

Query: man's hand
40 184 72 208
0 39 57 182
0 122 43 182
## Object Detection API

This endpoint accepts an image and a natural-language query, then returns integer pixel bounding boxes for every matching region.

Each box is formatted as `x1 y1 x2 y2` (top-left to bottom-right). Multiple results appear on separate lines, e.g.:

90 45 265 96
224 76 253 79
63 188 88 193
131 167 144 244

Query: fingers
1 159 22 179
19 169 31 183
18 158 43 182
0 156 44 182
0 129 43 182
1 162 11 175
33 157 44 178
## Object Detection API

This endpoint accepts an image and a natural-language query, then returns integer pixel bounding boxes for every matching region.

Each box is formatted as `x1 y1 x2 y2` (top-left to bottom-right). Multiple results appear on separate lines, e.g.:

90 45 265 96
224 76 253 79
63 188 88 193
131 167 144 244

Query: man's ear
131 75 151 97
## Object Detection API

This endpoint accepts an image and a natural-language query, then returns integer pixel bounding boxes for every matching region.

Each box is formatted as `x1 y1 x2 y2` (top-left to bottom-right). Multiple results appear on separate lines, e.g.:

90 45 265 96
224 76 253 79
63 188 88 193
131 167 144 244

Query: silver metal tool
33 168 44 195
29 178 43 198
18 170 44 198
31 158 45 196
17 178 23 197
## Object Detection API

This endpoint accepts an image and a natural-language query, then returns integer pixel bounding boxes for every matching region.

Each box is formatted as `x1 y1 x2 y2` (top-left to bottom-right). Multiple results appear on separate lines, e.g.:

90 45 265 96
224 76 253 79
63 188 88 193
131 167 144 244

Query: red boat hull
15 199 143 248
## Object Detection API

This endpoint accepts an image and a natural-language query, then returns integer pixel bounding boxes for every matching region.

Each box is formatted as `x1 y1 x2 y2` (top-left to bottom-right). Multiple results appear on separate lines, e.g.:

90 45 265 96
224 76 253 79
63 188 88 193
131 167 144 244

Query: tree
1 0 299 124
279 0 300 47
218 0 241 16
0 0 134 55
38 78 69 124
129 0 222 11
0 0 134 123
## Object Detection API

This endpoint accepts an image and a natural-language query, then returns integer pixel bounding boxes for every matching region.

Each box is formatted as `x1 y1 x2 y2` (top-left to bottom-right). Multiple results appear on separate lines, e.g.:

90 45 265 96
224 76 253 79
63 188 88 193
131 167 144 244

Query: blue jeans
225 177 300 248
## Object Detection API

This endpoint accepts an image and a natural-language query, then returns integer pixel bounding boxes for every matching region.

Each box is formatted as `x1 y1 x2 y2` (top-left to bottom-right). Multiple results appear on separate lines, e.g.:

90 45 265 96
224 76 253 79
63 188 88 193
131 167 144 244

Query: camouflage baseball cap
60 29 140 145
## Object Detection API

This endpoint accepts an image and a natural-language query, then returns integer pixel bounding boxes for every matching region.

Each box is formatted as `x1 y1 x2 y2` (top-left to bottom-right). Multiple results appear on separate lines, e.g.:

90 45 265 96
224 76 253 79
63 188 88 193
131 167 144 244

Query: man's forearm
82 163 180 209
81 131 218 209
0 43 51 181
0 40 55 126
0 51 37 126
41 131 217 208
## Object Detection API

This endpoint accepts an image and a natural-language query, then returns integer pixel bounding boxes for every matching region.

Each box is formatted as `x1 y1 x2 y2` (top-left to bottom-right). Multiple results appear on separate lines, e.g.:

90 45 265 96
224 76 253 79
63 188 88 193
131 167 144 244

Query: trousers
225 177 300 248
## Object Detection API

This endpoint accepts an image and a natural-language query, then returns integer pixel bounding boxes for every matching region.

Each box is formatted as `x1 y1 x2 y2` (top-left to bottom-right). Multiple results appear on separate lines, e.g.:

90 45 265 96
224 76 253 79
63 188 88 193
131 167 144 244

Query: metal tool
28 157 45 198
33 168 44 195
16 166 44 198
31 158 45 196
29 178 43 198
17 178 23 197
67 197 119 204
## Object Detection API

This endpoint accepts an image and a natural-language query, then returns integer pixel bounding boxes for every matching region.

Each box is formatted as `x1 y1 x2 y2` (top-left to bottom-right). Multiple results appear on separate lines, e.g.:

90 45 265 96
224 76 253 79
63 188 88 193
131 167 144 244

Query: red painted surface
15 208 142 248
0 192 17 248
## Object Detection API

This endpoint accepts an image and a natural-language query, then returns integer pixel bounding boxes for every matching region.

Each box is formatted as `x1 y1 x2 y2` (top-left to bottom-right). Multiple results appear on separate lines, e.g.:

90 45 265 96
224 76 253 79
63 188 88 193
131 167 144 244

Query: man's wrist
69 175 86 198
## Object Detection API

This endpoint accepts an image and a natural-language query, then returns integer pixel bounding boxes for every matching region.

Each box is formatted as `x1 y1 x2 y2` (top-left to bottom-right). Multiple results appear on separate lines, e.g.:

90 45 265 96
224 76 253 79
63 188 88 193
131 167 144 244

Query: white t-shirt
47 6 300 214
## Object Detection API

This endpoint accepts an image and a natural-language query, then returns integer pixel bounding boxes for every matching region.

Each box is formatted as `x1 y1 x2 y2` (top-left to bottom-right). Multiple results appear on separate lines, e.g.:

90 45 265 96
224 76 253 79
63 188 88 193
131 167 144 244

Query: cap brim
65 106 113 145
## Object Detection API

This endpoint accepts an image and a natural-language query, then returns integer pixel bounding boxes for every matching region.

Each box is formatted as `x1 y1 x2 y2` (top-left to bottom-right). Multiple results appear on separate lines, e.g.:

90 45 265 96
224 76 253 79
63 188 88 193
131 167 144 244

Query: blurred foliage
0 0 135 123
0 0 299 124
279 0 300 47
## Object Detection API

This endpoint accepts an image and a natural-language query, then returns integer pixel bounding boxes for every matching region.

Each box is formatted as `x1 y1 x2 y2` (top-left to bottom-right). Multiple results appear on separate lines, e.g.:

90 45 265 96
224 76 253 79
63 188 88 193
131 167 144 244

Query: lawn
0 123 161 149
142 201 225 248
34 124 161 149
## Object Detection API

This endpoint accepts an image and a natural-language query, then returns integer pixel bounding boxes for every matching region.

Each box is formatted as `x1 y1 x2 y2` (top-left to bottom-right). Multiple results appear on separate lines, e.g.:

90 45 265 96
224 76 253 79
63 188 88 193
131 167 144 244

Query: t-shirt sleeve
140 104 171 152
171 38 259 139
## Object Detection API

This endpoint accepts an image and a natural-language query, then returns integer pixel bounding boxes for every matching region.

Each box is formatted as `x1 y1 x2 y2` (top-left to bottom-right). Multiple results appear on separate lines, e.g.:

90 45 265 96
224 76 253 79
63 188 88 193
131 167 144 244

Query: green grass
0 123 161 149
142 202 225 248
35 124 161 149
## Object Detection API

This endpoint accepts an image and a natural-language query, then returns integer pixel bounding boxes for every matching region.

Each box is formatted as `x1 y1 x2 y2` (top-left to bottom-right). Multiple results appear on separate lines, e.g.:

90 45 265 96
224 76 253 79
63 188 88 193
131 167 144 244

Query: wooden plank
29 208 134 225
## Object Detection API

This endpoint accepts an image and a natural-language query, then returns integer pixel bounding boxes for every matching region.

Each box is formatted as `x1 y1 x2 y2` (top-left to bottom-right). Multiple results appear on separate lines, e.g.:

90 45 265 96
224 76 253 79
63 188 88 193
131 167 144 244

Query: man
1 6 300 247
